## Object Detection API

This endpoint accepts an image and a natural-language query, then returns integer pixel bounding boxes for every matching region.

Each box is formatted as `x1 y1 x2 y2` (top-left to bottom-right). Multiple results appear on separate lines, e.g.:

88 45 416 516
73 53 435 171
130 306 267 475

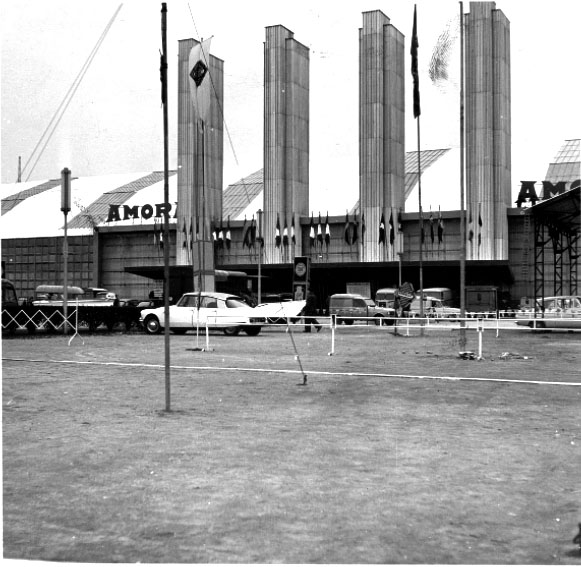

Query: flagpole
459 1 467 348
417 118 424 319
160 2 171 412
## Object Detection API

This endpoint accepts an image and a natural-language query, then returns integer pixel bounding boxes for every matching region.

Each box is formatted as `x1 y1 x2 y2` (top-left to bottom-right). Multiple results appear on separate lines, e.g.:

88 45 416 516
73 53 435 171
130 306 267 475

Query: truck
465 285 498 317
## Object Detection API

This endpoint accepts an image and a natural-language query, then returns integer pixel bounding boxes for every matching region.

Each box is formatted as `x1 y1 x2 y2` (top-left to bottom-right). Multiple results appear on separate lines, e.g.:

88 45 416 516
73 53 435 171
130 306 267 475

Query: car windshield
225 297 249 308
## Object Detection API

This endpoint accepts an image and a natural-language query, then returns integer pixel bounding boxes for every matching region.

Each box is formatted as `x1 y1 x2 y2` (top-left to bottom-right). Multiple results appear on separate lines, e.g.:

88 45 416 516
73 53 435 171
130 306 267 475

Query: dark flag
189 219 193 250
378 212 386 245
478 210 483 247
317 213 323 246
324 213 331 247
218 225 224 249
291 215 296 245
438 209 444 244
429 212 434 244
411 5 421 118
242 216 247 248
182 221 187 248
249 217 257 248
275 214 281 248
361 213 366 240
389 212 395 245
309 214 315 248
468 211 474 243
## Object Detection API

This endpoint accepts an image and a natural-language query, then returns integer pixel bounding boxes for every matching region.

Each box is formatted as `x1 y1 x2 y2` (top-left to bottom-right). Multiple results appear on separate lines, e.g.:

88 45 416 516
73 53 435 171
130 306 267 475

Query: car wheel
223 326 241 336
244 326 261 336
144 315 162 335
374 315 385 326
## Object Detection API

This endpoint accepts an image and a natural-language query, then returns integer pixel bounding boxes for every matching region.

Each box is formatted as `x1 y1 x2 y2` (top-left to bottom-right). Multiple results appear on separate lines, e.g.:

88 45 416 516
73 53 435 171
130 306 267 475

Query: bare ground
2 325 581 563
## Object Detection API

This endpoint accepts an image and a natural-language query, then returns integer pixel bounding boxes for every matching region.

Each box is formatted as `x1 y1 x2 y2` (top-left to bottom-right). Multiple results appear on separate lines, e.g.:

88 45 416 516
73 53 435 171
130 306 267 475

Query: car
515 295 581 329
408 295 461 319
328 293 396 325
140 291 305 336
32 285 118 307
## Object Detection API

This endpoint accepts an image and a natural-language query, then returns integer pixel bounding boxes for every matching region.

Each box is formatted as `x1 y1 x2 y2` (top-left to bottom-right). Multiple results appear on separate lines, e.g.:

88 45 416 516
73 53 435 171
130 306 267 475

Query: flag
344 212 351 245
249 217 257 248
153 219 159 247
242 216 247 248
275 214 281 248
478 210 483 247
420 221 425 244
389 212 395 245
429 211 434 244
182 221 187 248
317 213 323 246
188 38 212 124
225 217 231 250
411 5 421 118
378 212 386 245
361 213 366 239
438 209 444 244
468 211 474 242
324 213 330 247
282 219 289 247
397 210 402 232
195 215 200 239
309 214 315 248
189 219 193 250
218 225 224 249
291 216 296 245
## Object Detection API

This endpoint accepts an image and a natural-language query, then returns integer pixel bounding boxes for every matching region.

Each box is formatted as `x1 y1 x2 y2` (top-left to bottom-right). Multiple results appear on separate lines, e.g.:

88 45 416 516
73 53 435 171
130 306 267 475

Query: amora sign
516 179 580 207
106 202 177 222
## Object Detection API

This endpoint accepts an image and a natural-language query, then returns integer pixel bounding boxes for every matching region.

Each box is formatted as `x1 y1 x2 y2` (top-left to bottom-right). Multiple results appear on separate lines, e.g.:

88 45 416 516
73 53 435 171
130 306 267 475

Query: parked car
329 293 396 325
140 291 305 336
515 295 581 329
32 285 118 307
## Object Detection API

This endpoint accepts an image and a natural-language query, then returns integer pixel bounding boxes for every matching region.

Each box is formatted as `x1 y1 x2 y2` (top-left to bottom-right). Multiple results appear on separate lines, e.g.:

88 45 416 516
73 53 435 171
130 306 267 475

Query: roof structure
544 139 580 185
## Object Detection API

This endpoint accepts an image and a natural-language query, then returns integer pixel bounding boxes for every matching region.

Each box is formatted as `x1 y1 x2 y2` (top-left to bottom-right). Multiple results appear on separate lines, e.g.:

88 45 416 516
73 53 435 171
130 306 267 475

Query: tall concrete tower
263 25 309 264
465 2 511 260
359 10 405 263
177 39 224 291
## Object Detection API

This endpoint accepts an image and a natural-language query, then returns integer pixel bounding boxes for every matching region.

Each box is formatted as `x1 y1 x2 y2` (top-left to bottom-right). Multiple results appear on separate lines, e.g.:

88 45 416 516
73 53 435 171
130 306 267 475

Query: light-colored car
409 296 461 319
32 285 118 307
515 295 581 329
140 291 305 336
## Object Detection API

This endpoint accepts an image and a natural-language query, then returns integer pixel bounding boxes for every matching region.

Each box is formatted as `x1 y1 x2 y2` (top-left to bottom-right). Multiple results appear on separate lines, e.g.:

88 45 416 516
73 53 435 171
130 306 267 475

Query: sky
1 0 580 215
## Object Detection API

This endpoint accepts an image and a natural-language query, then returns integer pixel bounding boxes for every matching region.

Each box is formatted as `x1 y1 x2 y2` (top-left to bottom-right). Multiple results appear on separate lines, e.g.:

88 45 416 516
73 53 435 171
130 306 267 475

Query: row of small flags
153 209 454 250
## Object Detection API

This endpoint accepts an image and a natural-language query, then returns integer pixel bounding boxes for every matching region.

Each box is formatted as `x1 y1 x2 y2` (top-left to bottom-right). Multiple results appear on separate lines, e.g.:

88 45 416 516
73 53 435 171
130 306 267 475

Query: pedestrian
303 285 322 333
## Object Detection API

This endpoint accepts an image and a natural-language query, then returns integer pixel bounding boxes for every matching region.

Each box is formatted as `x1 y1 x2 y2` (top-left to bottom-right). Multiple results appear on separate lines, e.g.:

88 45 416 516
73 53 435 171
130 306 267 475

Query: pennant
378 212 386 245
188 38 213 124
182 222 187 248
478 210 482 247
411 5 421 118
282 218 289 247
189 219 193 250
389 212 395 245
324 213 331 247
153 219 158 247
468 211 474 242
361 213 366 239
344 212 351 245
218 225 224 249
242 216 247 248
225 217 231 250
250 217 257 248
291 216 296 245
275 214 281 248
309 214 315 248
317 213 323 246
429 211 434 244
438 209 444 244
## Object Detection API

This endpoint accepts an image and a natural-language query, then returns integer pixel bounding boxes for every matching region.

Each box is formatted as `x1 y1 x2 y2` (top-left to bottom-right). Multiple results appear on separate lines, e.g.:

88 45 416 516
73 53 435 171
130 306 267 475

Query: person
303 285 322 333
294 285 304 301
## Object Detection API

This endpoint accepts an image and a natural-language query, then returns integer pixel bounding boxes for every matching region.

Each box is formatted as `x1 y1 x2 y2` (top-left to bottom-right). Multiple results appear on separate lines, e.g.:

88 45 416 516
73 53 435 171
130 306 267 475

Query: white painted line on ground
4 357 581 387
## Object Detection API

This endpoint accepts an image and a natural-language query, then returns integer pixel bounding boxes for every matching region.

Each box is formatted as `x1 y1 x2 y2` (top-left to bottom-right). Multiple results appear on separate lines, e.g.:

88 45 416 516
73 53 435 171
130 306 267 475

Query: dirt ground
2 324 581 563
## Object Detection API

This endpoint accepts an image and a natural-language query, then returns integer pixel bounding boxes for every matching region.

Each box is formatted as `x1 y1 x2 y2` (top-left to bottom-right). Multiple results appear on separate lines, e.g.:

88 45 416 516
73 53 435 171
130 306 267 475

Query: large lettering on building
106 202 176 222
516 179 580 207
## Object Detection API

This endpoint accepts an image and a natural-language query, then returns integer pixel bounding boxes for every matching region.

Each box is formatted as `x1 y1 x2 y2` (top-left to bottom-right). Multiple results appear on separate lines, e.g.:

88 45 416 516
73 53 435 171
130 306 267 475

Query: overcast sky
1 0 579 214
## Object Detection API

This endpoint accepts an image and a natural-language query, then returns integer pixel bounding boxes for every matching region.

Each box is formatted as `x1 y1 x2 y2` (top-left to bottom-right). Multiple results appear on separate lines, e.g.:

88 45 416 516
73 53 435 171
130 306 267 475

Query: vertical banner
292 256 310 301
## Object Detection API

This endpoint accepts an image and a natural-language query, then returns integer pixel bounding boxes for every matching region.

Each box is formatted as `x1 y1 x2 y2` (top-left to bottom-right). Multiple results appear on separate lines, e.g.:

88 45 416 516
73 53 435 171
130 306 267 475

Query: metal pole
459 1 467 348
161 2 171 411
61 167 71 336
257 209 263 305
